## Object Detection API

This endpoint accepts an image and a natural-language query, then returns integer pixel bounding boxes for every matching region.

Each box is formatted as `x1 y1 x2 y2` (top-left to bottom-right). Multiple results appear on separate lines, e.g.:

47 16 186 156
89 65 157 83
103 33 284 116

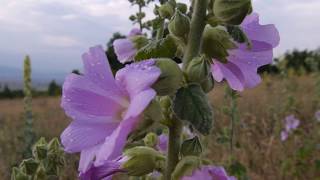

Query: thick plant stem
182 0 208 70
165 0 208 179
165 117 183 180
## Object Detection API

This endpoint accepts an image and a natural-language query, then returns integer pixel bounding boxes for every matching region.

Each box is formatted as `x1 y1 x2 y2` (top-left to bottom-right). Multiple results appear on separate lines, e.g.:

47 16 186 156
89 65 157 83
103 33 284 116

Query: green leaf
214 0 252 25
134 35 177 61
173 84 213 135
181 136 202 156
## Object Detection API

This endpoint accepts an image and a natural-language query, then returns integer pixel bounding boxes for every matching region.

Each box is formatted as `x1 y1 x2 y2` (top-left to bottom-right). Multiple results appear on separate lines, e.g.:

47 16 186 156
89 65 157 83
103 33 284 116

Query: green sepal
168 10 190 40
171 156 202 180
202 25 236 63
123 146 165 176
152 58 184 96
213 0 252 25
11 167 30 180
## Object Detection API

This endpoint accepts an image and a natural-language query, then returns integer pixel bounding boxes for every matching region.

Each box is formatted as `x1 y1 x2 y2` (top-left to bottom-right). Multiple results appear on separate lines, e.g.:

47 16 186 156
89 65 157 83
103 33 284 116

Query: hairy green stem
156 19 165 40
182 0 208 70
165 1 208 179
165 117 183 180
138 5 143 31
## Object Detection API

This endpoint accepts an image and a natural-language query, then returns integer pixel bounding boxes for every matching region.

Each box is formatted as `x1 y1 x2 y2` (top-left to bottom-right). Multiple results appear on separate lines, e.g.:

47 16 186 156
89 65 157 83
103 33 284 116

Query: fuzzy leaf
173 84 213 135
135 35 177 61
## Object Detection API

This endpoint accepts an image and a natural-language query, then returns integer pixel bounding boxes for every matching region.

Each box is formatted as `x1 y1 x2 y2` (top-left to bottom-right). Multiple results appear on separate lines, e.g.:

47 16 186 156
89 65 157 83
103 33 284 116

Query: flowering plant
59 0 280 179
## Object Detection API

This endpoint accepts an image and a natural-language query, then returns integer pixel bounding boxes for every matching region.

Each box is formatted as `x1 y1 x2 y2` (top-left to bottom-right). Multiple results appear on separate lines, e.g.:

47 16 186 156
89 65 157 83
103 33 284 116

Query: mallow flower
113 28 146 63
182 166 236 180
280 114 300 141
60 45 161 173
212 12 280 91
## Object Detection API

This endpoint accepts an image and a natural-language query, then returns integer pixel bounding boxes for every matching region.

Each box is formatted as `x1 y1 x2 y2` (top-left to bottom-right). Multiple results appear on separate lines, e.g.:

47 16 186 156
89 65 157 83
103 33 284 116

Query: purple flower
60 45 161 173
113 28 142 63
281 115 300 141
284 115 300 132
156 128 195 153
156 134 168 153
128 28 142 37
315 110 320 122
212 12 280 91
79 158 124 180
280 130 288 141
182 166 236 180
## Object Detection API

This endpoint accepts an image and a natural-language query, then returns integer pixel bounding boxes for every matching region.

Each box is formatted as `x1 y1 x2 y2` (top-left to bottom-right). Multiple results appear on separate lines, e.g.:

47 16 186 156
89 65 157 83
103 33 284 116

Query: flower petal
124 89 156 119
241 12 280 48
61 74 127 124
82 45 119 92
79 144 102 173
128 28 142 37
230 58 262 88
80 160 122 180
95 117 139 166
115 60 161 98
61 121 119 152
113 39 136 63
211 62 245 91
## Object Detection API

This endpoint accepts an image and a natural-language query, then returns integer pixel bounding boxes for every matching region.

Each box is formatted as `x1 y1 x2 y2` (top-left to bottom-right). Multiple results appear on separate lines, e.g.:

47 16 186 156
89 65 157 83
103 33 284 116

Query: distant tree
72 69 81 75
2 85 13 99
106 32 126 72
47 80 61 96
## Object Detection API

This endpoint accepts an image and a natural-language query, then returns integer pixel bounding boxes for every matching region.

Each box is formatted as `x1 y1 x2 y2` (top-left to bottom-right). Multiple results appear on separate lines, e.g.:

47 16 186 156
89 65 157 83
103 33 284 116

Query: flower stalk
165 0 208 179
182 0 208 70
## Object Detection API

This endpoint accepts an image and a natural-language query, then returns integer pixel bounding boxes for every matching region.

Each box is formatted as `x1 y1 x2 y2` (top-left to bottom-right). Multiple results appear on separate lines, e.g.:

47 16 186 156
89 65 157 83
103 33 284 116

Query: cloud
0 0 319 74
42 35 82 47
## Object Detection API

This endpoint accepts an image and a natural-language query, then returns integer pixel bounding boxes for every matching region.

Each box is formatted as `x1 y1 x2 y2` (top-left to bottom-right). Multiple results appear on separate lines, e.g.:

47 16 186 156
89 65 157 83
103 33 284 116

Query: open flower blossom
60 45 161 174
212 12 280 91
281 115 300 141
182 166 236 180
113 28 142 63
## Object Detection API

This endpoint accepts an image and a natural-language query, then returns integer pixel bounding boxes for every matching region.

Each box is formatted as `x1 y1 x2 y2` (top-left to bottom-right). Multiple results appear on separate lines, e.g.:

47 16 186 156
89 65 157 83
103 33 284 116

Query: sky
0 0 319 74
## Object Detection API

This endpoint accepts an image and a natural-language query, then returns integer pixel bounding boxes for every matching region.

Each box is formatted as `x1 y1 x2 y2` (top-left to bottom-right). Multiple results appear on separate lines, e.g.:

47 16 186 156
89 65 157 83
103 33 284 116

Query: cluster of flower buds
11 138 65 180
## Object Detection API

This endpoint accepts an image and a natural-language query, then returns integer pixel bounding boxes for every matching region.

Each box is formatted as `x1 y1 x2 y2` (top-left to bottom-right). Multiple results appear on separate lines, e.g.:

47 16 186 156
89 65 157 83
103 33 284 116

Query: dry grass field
0 74 319 179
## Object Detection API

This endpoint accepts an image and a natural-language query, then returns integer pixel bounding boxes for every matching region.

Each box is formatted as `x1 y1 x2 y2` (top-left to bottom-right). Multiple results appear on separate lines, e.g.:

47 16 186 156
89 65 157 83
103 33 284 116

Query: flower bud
200 75 214 93
122 147 165 176
168 10 190 39
20 159 39 175
158 2 175 19
171 156 202 180
186 56 210 84
153 58 184 96
213 0 252 25
130 35 149 49
176 3 188 14
11 167 30 180
32 138 47 160
144 132 158 148
180 136 202 157
202 25 236 62
34 164 46 180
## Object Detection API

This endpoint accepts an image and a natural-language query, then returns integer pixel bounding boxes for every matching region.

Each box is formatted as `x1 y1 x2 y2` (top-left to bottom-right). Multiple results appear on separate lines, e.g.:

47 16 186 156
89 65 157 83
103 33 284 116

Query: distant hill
0 66 67 90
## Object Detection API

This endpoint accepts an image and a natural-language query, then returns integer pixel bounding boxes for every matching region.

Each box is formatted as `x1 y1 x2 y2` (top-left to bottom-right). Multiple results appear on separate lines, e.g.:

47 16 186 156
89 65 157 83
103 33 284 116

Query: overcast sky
0 0 319 74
